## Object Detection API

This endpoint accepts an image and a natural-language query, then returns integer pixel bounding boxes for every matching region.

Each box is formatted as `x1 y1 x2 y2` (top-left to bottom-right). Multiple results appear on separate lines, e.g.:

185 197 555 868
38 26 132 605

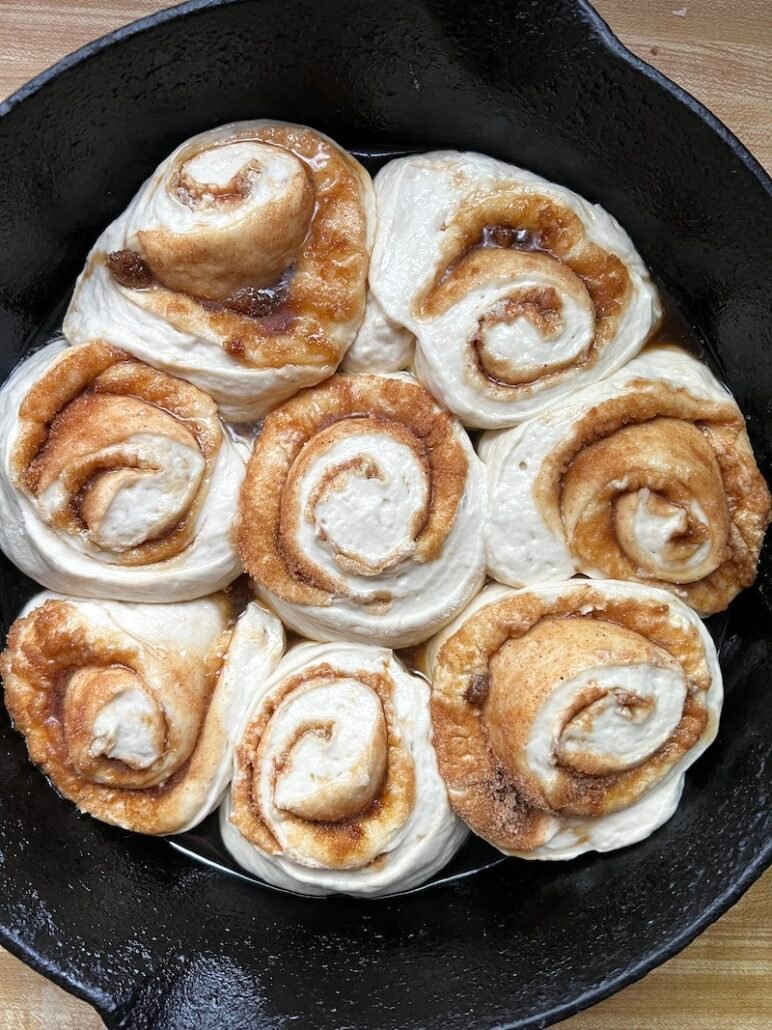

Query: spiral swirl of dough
64 121 375 421
221 639 466 895
237 372 486 647
368 151 661 428
482 347 771 614
1 591 284 834
0 340 248 601
427 580 722 859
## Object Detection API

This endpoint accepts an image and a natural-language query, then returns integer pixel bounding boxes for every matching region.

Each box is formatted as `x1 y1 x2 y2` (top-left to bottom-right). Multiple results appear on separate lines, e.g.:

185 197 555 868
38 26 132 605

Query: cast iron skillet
0 1 770 1027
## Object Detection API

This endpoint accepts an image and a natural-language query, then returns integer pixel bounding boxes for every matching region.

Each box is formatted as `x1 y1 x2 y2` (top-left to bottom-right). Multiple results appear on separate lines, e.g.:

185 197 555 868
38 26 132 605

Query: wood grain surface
0 2 769 1028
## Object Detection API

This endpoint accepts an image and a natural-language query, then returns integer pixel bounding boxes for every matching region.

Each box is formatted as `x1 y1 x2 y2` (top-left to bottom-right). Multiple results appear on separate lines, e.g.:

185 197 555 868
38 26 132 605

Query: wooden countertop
0 2 769 1027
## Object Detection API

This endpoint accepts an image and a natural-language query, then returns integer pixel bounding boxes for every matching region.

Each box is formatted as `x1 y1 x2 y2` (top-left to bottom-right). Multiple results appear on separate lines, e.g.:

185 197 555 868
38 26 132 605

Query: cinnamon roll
237 372 487 647
64 121 375 422
0 340 247 601
428 580 722 859
221 640 466 895
1 592 284 834
483 346 771 614
368 151 661 428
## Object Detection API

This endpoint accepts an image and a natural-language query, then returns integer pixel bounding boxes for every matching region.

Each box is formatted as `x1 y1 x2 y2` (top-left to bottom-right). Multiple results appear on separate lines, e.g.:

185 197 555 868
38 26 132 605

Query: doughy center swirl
7 600 204 792
430 250 597 387
281 416 431 586
27 393 206 557
134 139 314 301
235 663 416 871
261 678 388 823
417 190 631 396
561 417 730 584
484 615 692 815
64 664 173 788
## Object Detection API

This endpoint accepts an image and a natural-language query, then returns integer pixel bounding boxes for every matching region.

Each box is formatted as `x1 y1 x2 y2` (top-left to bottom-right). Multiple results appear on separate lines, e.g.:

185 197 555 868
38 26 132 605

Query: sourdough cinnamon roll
1 592 284 834
0 340 247 601
368 151 661 428
221 640 466 895
428 580 722 858
483 347 771 614
237 372 487 647
64 121 375 421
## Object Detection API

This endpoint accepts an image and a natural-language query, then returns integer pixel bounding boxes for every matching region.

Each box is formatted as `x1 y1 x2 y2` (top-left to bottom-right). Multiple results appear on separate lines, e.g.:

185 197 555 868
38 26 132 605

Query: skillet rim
0 1 769 1027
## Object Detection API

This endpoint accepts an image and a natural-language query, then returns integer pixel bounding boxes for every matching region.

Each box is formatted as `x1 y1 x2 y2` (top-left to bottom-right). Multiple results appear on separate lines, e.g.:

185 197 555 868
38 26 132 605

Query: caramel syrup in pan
9 145 731 897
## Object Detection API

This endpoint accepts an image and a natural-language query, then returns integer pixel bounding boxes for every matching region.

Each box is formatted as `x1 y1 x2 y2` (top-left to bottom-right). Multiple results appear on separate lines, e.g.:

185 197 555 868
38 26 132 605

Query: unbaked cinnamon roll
64 121 375 421
237 372 486 647
428 580 722 858
1 592 284 834
221 640 466 895
0 340 247 601
483 346 771 614
368 151 661 428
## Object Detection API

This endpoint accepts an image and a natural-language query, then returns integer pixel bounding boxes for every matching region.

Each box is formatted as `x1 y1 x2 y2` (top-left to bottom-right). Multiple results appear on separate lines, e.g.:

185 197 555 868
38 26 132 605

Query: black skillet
0 1 770 1027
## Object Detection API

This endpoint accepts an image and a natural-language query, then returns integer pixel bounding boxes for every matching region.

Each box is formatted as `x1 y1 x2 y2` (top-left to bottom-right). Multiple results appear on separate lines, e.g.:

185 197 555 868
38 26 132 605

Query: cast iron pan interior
0 1 769 1027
